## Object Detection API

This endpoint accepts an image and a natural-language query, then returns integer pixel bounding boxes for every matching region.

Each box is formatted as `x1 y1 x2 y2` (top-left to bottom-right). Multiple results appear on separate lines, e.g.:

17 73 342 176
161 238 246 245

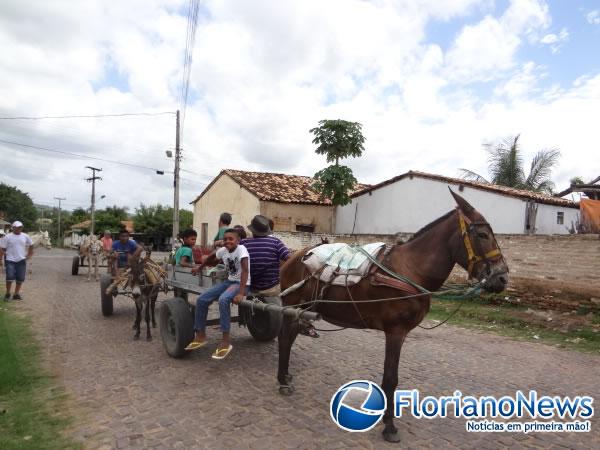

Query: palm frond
525 148 560 190
458 169 489 183
487 135 525 187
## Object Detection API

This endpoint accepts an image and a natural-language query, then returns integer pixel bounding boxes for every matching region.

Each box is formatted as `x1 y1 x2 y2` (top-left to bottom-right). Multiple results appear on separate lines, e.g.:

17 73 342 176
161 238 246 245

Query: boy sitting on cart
110 229 143 275
185 228 250 360
174 228 197 268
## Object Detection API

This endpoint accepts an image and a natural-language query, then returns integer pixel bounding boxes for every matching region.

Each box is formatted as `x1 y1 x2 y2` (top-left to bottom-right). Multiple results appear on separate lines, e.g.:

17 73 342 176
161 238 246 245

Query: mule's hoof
284 374 294 384
382 429 401 443
132 324 137 330
279 385 295 396
133 335 140 340
152 322 157 328
146 336 152 341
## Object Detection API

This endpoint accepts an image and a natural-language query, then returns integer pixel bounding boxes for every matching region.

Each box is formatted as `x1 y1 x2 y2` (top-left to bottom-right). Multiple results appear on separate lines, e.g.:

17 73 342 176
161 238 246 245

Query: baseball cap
12 221 24 228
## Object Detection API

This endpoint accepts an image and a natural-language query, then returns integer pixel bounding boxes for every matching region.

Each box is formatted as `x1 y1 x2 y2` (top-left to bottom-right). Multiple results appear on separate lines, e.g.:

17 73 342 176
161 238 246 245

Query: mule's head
450 189 509 293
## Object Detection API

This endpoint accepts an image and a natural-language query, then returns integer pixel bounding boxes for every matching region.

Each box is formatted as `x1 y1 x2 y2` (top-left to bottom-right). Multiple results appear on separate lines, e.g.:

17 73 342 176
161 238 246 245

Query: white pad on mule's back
302 242 386 286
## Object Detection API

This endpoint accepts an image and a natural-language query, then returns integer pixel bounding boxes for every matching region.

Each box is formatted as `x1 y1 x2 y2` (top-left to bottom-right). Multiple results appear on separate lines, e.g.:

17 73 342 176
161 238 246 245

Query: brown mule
277 190 509 443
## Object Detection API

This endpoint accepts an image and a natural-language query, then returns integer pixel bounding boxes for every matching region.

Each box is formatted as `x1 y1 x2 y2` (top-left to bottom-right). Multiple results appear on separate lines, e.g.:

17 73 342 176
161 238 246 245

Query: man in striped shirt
243 215 319 338
242 215 289 296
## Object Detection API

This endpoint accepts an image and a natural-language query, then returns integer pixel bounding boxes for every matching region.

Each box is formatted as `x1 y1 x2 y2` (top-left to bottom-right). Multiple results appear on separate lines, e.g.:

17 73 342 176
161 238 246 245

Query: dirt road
11 249 600 449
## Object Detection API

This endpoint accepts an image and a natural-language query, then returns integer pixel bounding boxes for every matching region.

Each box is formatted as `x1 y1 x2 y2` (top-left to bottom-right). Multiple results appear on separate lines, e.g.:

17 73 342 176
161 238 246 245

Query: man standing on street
0 221 34 301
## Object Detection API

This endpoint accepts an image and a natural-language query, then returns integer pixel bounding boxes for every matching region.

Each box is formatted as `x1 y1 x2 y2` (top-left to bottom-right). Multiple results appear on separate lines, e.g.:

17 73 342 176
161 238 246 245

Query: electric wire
179 0 200 140
0 112 176 120
0 139 170 174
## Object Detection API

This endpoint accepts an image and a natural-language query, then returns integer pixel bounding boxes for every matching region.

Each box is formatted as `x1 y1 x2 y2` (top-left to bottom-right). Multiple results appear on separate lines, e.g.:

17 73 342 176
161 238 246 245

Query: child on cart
185 228 250 360
174 228 197 268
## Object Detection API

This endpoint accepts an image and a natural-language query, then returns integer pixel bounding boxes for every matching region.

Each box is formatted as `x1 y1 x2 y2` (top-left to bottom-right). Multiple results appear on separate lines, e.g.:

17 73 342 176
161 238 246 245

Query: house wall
260 202 333 233
335 177 578 235
192 174 260 244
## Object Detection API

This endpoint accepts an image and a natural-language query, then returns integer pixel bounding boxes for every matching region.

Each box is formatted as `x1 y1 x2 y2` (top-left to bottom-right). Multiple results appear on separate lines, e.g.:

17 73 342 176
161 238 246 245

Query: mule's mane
407 209 456 242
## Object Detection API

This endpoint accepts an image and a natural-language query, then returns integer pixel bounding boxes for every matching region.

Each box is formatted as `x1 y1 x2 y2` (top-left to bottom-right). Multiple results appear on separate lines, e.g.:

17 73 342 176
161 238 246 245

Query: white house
335 171 579 235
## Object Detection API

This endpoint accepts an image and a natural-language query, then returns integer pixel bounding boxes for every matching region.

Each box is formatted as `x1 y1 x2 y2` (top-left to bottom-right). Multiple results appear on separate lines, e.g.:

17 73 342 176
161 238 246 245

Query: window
201 223 208 247
296 224 315 232
556 212 564 225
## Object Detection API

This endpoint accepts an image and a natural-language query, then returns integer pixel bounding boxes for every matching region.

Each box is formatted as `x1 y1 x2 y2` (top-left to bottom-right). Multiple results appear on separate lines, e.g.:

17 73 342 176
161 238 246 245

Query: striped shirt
241 235 290 291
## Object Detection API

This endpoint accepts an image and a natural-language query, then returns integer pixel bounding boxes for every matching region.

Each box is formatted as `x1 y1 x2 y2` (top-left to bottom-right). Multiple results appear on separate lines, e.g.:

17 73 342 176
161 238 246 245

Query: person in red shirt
100 230 113 253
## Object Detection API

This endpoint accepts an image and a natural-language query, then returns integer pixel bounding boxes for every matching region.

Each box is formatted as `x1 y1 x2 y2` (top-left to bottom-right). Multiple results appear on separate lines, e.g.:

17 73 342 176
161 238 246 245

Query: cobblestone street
12 249 600 449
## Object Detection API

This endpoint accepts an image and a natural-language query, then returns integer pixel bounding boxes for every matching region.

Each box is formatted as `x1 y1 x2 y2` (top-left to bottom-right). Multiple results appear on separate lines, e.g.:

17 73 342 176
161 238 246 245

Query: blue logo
330 380 387 432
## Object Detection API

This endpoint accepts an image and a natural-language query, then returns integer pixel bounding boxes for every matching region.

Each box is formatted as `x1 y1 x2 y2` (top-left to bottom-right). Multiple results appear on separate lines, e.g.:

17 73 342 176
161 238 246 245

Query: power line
0 111 176 120
179 0 200 139
0 138 170 174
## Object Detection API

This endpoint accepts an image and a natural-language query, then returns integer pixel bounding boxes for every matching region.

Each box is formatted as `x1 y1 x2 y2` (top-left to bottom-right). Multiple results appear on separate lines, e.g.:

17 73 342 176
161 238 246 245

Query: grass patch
0 297 81 450
426 297 600 355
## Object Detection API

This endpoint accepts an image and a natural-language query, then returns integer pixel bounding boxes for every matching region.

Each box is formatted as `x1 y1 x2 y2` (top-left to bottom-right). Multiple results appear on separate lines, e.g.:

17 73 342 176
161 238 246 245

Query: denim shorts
5 259 27 283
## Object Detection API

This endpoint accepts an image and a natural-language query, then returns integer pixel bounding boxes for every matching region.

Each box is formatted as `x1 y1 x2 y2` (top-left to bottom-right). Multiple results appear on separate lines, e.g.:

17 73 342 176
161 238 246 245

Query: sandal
211 345 233 360
185 340 207 351
299 324 319 338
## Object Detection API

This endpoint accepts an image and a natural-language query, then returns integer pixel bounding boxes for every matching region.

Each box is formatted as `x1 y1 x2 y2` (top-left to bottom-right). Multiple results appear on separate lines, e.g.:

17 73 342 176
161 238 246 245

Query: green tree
0 182 38 229
95 205 128 234
460 135 560 194
180 209 193 230
310 119 366 206
133 204 172 238
570 176 585 185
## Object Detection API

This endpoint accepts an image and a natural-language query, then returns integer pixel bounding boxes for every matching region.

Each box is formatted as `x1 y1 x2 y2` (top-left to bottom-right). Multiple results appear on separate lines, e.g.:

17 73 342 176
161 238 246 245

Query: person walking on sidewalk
0 221 34 301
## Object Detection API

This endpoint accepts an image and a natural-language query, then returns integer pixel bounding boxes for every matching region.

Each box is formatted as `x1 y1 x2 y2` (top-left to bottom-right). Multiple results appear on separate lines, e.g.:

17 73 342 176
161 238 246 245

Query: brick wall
275 231 600 296
494 234 600 294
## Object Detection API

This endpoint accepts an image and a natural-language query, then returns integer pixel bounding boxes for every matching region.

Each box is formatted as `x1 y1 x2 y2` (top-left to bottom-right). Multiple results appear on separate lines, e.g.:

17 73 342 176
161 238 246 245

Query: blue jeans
194 280 240 333
5 259 27 283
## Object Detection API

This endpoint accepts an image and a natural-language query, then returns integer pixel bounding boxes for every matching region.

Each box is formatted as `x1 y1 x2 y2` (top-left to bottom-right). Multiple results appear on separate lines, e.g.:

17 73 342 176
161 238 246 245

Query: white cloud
540 28 569 53
444 0 550 82
586 10 600 25
0 0 599 215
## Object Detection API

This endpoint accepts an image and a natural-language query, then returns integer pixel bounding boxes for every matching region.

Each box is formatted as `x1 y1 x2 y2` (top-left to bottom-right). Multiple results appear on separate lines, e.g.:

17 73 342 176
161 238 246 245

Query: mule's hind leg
277 315 300 395
381 330 407 443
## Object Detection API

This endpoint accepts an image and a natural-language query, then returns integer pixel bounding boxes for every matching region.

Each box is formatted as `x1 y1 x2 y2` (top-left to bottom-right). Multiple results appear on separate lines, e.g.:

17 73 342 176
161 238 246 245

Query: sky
0 0 599 212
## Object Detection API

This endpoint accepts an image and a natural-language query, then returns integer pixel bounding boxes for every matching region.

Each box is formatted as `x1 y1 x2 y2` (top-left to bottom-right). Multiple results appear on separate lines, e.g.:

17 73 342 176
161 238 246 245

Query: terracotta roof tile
353 170 578 208
191 169 370 205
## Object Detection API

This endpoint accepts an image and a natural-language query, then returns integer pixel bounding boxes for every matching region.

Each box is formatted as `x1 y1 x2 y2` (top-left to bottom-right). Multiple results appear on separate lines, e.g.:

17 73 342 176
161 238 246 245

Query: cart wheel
71 255 79 275
244 297 282 342
100 274 114 316
160 298 194 358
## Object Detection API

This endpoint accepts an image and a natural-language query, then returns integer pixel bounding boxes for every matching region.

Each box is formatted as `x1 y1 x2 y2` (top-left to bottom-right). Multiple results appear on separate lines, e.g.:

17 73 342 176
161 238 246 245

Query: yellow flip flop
185 340 208 351
211 345 233 360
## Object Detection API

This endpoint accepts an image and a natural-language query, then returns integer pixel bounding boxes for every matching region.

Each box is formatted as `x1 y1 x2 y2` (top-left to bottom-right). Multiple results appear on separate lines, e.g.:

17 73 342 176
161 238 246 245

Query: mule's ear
448 187 474 213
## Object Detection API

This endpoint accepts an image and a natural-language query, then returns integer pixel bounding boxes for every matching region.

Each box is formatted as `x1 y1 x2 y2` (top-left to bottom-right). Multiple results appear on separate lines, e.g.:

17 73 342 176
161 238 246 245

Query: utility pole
54 197 66 247
85 166 102 236
173 109 181 246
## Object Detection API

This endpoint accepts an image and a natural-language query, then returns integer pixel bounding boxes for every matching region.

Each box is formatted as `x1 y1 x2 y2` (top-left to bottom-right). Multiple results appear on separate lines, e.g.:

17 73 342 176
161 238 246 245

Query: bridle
457 208 504 278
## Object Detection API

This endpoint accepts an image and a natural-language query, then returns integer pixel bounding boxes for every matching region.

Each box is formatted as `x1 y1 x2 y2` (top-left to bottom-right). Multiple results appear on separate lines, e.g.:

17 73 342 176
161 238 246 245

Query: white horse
80 235 102 281
29 230 52 249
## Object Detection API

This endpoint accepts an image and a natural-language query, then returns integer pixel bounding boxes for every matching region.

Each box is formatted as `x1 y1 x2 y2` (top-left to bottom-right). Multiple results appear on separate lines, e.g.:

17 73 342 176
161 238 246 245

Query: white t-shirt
0 232 33 262
216 244 250 285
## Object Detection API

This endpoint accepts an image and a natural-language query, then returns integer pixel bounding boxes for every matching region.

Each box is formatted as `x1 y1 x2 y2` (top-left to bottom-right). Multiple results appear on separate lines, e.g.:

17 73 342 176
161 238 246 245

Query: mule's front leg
277 315 299 395
381 330 407 443
133 301 142 340
151 294 157 328
144 297 152 341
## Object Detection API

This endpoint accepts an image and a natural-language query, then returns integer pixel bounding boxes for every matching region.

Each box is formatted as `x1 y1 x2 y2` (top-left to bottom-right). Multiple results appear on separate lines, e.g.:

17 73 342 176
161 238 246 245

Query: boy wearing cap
0 221 34 301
